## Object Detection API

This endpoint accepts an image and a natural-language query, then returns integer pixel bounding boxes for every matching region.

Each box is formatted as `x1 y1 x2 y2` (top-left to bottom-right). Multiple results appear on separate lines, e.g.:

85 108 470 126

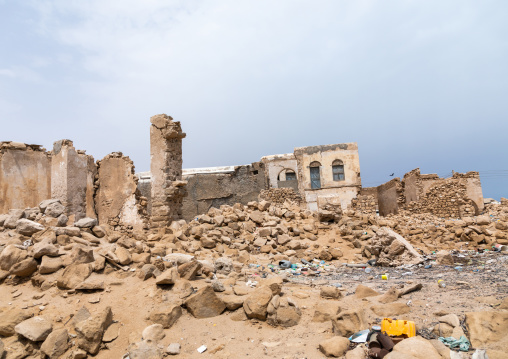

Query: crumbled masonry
0 115 505 358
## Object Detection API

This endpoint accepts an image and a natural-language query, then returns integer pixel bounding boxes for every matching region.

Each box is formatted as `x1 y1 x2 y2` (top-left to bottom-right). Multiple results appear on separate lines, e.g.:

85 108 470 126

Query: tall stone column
150 114 187 228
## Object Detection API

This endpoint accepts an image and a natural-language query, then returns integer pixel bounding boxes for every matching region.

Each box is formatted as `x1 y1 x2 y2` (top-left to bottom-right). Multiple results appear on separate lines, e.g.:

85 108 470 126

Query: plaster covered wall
51 140 96 220
262 153 298 188
0 142 51 214
95 153 146 231
294 143 361 210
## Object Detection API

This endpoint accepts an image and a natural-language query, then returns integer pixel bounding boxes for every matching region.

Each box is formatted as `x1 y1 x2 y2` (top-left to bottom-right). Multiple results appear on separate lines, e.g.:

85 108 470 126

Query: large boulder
184 285 226 318
40 328 69 358
33 242 59 258
178 260 202 280
0 308 33 336
319 336 350 357
155 267 179 285
4 209 24 229
0 245 28 271
243 286 273 320
39 256 64 274
465 311 508 348
150 305 182 329
57 263 93 289
16 219 44 236
10 258 38 277
74 217 98 228
45 201 65 218
332 309 366 337
390 336 442 359
14 316 53 342
75 306 113 355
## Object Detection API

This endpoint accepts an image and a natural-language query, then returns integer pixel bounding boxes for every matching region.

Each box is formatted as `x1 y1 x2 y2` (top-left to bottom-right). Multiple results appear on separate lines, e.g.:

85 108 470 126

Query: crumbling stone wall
51 140 96 221
405 181 475 218
0 142 51 213
182 163 266 221
351 195 377 214
259 187 303 205
150 114 187 227
95 152 148 232
375 168 484 218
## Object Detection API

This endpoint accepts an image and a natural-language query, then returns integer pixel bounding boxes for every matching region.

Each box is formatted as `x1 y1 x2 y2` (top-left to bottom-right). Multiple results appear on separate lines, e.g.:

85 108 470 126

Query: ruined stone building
0 114 485 229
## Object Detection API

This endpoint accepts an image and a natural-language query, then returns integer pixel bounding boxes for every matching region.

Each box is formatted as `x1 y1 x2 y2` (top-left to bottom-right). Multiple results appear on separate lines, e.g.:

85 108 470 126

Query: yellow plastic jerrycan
381 318 416 338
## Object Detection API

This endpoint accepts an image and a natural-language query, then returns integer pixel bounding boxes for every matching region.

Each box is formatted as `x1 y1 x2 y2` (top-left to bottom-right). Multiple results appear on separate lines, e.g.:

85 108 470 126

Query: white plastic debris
197 345 207 353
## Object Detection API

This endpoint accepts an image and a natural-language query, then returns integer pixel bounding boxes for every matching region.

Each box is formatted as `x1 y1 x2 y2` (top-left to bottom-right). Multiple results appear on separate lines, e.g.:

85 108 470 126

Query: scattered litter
439 335 471 352
197 345 207 353
349 329 370 343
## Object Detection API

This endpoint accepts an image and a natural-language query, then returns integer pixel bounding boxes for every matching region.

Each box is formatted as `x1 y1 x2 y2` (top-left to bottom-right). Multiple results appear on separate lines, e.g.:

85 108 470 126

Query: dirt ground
1 251 506 358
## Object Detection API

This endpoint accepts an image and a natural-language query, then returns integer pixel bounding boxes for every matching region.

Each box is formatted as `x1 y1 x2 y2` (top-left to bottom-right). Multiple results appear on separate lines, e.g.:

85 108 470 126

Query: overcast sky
1 1 507 199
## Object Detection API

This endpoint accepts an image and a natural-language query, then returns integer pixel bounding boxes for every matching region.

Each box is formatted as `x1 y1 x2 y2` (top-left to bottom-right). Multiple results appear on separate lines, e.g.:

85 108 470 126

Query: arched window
332 159 345 181
277 169 296 181
309 161 321 189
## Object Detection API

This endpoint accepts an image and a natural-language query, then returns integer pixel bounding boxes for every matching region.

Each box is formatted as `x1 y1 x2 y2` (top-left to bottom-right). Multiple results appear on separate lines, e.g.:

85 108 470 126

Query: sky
1 0 507 199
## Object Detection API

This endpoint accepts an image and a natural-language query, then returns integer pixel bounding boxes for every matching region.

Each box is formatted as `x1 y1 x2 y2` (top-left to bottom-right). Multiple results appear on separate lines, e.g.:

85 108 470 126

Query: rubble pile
0 198 507 358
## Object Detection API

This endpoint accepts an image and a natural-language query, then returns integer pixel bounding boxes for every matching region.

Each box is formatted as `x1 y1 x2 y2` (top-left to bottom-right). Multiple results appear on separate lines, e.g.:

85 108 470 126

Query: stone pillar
150 114 187 228
51 140 97 221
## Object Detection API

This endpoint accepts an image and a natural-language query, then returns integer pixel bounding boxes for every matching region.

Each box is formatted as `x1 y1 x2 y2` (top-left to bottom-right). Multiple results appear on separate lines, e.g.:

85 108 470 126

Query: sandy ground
1 251 507 358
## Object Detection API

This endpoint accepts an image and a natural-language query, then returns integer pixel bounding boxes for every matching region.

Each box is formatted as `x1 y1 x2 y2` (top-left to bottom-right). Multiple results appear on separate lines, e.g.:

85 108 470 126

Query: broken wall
95 153 147 232
0 142 51 214
150 114 187 228
375 168 484 218
377 178 403 216
51 140 96 220
182 162 266 221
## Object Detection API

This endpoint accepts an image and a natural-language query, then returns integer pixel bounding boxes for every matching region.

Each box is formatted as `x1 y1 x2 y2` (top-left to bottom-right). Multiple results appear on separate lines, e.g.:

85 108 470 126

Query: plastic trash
197 345 207 353
279 260 291 269
439 336 470 351
381 318 416 338
454 266 463 271
381 274 389 280
301 259 311 265
365 267 372 274
367 259 377 266
349 329 370 343
438 280 446 288
424 264 432 269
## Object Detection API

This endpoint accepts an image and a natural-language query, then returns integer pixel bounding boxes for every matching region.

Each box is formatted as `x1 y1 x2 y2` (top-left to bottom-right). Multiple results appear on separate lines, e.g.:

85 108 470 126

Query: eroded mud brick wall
51 140 97 220
95 152 148 232
150 114 187 227
0 142 51 213
182 162 266 221
377 178 404 216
